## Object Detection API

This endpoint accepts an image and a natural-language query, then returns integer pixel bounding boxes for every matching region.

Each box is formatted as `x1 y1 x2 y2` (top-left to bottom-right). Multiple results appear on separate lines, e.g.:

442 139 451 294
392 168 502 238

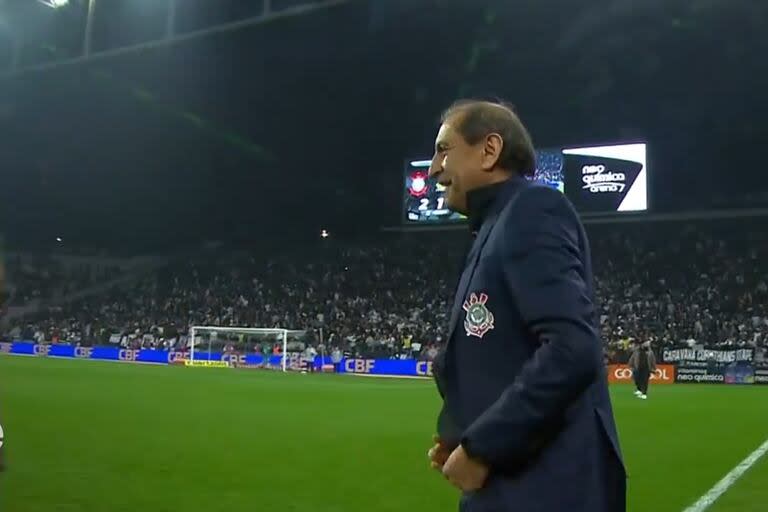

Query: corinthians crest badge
462 292 495 339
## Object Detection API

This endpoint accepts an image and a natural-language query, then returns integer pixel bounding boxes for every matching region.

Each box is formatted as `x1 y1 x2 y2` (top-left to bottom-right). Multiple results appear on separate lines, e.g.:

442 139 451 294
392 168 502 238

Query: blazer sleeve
461 186 603 470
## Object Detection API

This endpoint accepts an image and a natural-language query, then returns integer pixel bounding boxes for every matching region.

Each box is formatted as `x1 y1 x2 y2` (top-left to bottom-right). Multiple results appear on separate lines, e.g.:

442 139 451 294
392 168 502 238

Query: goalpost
188 326 295 371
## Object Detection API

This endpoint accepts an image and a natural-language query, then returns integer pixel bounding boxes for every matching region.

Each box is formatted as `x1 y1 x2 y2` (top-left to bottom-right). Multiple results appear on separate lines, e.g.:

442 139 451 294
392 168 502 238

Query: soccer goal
188 326 302 372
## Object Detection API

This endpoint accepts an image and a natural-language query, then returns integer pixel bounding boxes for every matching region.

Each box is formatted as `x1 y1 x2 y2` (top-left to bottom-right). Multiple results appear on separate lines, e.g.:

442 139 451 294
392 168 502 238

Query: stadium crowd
2 253 122 306
2 218 767 362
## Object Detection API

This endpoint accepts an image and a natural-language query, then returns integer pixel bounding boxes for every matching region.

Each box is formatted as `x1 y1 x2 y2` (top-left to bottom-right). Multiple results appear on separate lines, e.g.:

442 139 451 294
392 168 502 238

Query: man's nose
428 157 441 178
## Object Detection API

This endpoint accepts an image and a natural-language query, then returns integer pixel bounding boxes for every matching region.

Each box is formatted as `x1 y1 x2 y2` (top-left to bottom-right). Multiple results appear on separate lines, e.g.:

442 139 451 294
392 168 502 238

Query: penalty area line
682 437 768 512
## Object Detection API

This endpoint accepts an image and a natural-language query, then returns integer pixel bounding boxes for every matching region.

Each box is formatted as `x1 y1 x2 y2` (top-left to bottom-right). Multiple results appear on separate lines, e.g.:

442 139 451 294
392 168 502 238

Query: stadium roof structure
3 0 350 77
0 0 764 250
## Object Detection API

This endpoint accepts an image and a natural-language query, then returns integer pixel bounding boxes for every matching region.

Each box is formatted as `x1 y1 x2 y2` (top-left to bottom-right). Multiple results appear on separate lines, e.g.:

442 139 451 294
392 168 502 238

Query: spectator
3 217 766 361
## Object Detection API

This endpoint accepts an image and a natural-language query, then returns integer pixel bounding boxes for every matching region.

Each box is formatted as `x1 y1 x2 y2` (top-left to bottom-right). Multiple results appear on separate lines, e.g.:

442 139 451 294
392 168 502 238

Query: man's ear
480 133 503 172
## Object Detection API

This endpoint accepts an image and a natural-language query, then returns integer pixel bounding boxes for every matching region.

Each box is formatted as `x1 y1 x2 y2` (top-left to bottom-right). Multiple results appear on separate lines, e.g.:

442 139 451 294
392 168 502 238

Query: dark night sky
0 0 766 252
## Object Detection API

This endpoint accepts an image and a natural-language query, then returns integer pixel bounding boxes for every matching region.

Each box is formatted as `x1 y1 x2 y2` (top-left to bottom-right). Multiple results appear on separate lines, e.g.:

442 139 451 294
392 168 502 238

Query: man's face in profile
428 116 484 215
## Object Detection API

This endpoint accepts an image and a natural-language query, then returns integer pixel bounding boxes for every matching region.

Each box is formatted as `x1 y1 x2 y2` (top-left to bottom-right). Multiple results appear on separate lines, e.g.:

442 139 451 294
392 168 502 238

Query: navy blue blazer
434 176 626 512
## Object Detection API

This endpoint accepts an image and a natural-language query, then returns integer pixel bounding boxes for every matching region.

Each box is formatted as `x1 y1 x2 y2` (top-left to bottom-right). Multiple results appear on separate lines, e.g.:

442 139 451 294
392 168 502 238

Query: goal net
188 326 306 372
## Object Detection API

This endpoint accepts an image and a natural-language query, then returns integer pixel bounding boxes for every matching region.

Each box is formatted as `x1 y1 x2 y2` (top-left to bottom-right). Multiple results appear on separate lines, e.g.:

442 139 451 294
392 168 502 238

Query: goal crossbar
191 326 294 334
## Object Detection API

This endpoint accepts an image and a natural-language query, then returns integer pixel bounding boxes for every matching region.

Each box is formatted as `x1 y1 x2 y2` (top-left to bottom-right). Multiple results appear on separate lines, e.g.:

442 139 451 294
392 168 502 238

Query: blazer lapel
445 176 529 345
446 212 499 343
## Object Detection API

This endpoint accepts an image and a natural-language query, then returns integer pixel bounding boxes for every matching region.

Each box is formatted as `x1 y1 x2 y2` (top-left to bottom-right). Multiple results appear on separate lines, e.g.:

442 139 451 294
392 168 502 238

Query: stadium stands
2 218 767 363
3 253 121 306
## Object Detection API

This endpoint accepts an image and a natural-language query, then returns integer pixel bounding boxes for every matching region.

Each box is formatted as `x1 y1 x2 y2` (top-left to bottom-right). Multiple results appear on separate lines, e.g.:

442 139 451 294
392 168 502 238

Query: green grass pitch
1 355 766 512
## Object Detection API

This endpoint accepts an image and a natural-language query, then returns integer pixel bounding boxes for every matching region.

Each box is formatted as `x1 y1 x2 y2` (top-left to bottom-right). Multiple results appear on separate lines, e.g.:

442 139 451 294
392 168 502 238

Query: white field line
682 437 768 512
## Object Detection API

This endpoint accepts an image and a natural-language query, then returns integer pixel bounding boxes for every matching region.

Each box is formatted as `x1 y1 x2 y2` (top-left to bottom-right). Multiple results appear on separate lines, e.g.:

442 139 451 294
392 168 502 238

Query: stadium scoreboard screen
403 142 648 224
404 164 466 223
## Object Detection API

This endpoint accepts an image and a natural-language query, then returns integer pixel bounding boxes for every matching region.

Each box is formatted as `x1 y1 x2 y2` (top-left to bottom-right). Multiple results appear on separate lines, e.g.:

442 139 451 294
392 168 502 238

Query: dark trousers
636 369 650 395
